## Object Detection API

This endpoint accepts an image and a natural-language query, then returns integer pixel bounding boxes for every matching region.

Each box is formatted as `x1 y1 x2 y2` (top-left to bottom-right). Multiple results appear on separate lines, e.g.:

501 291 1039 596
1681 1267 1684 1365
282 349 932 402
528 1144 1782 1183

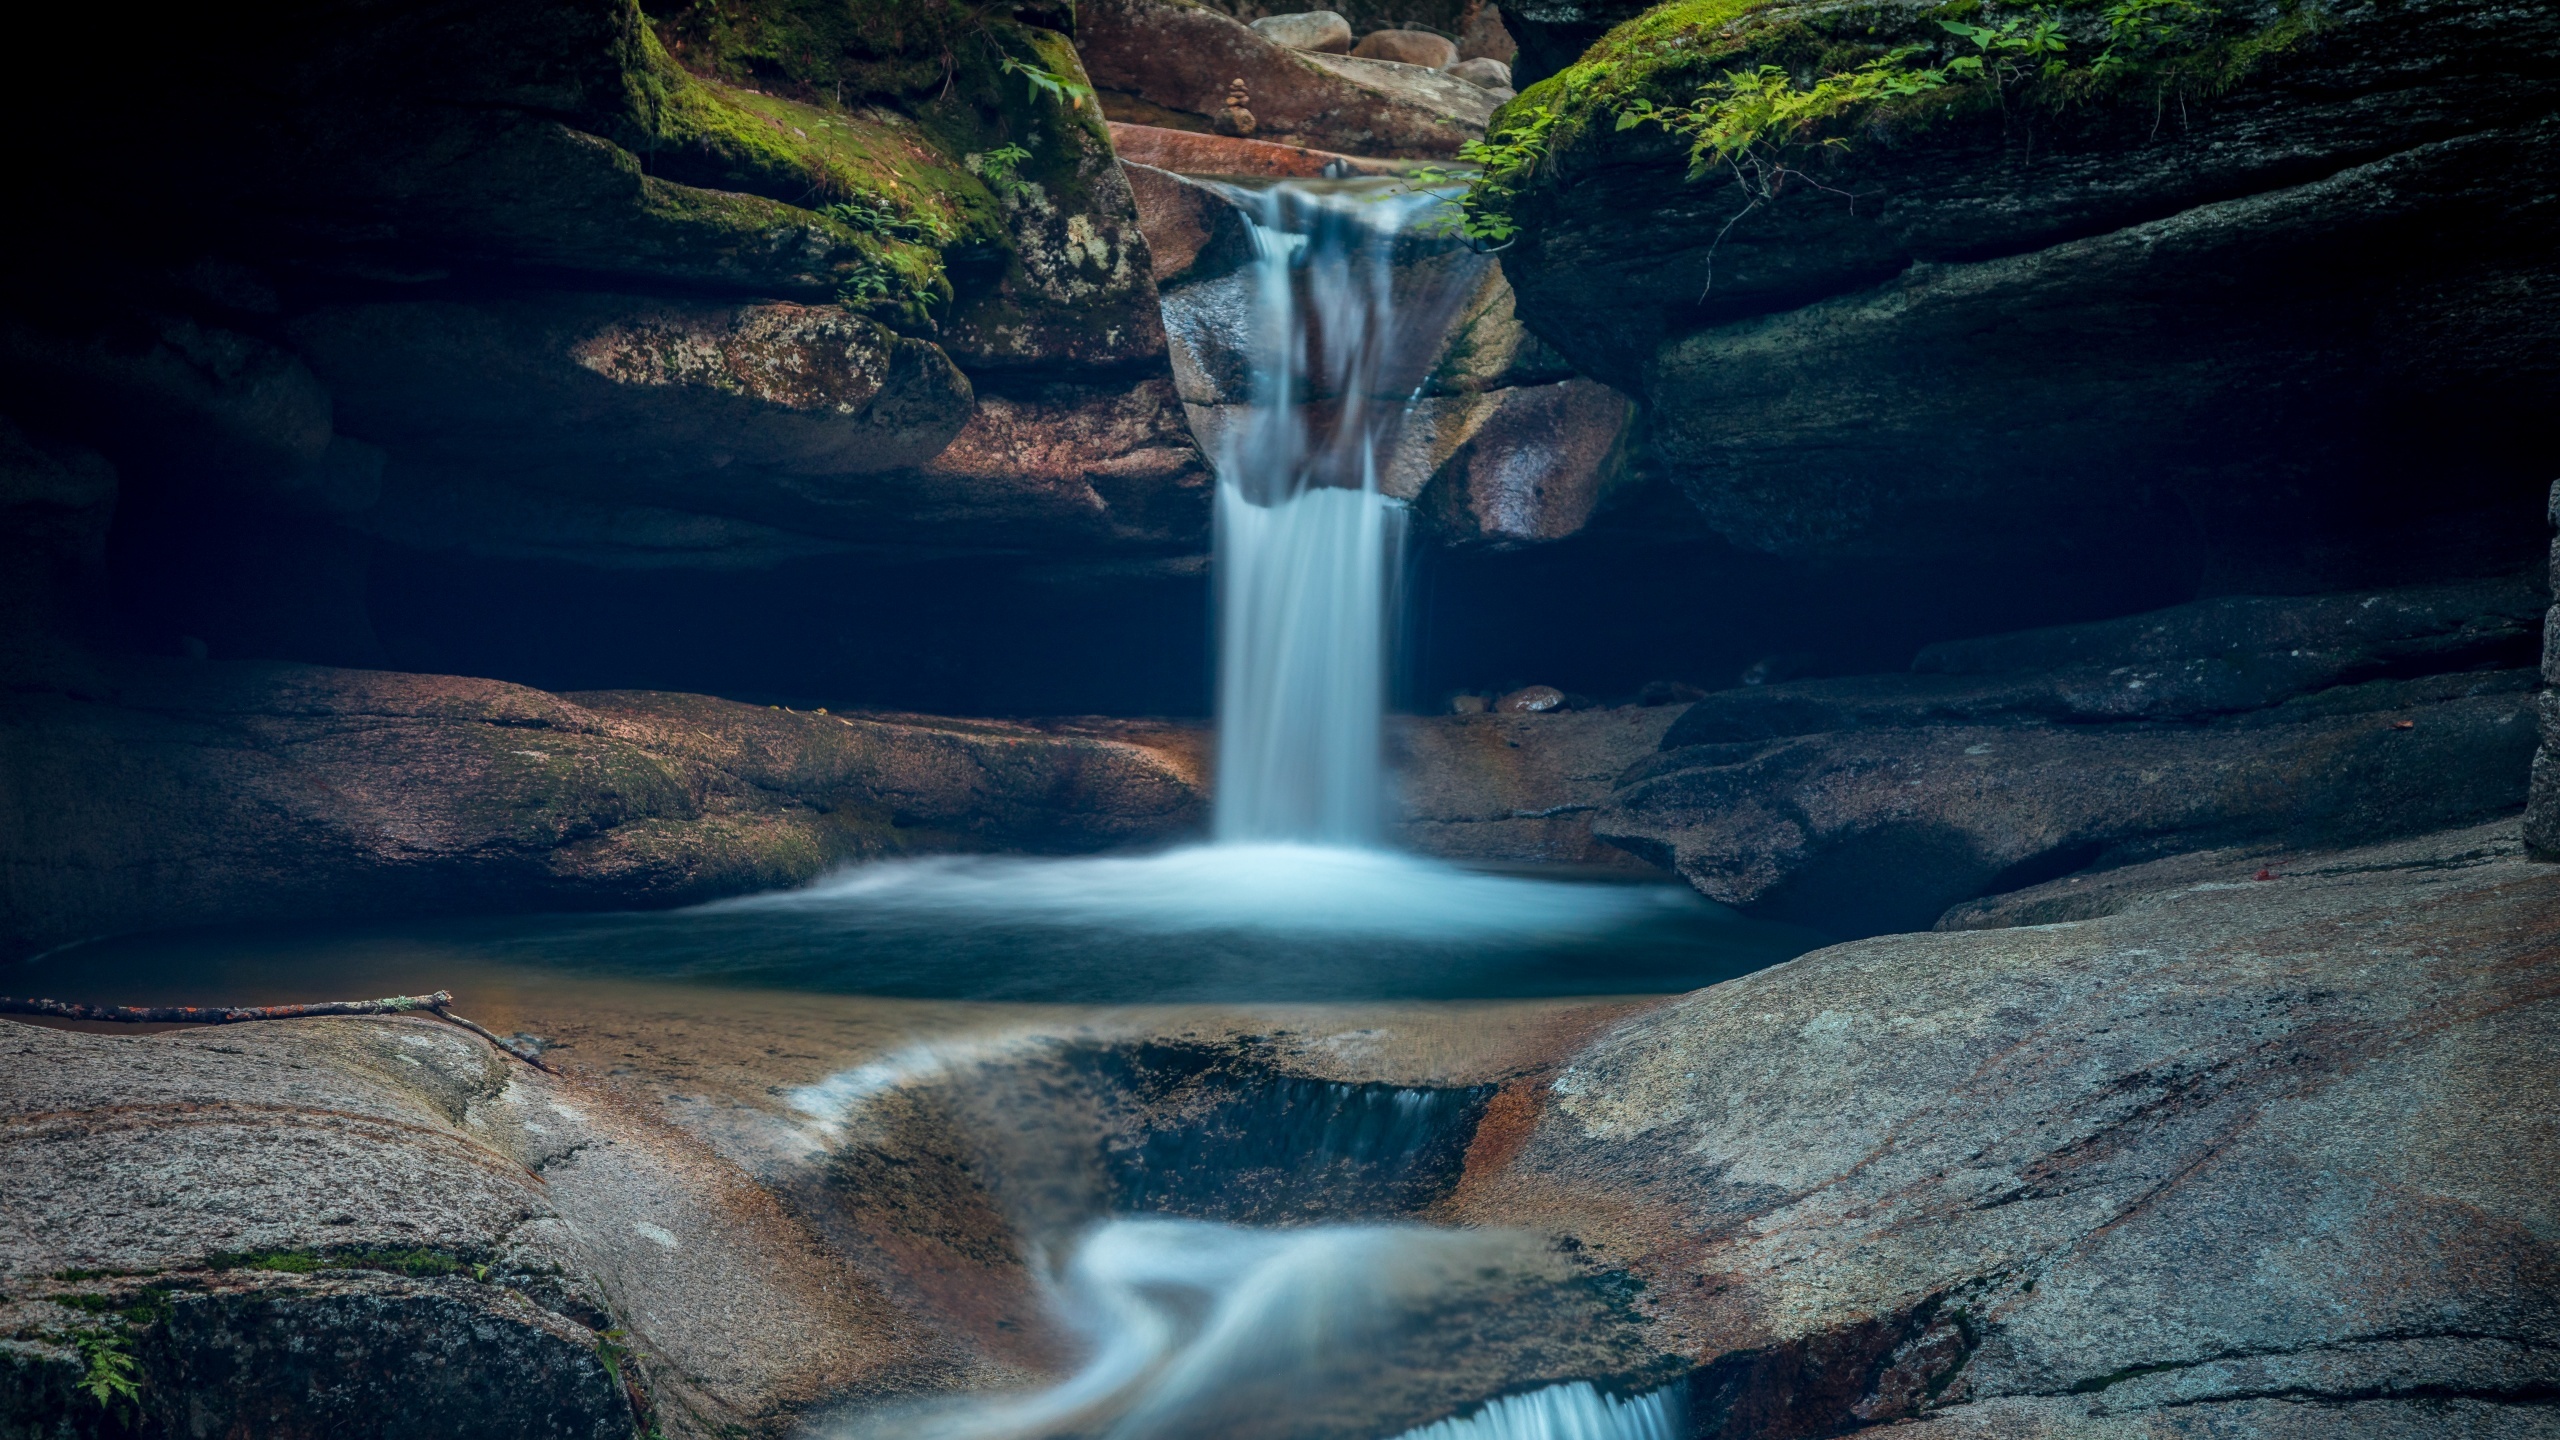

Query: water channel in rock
12 177 1792 1440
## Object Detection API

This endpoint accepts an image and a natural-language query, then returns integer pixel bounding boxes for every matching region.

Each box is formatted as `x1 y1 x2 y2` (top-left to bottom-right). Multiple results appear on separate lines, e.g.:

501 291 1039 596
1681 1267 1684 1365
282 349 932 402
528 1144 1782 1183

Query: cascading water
1210 182 1478 845
754 178 1743 1440
851 1216 1682 1440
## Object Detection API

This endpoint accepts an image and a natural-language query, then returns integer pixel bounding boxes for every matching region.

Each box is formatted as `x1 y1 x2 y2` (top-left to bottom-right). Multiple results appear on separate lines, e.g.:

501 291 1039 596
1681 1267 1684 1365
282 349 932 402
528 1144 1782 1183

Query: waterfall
1387 1383 1681 1440
854 1216 1681 1440
1210 182 1476 845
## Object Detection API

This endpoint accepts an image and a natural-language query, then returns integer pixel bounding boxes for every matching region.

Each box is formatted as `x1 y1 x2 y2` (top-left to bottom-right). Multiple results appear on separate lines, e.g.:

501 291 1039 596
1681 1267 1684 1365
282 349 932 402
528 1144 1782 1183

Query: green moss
646 0 1025 102
206 1247 474 1278
1474 0 2327 230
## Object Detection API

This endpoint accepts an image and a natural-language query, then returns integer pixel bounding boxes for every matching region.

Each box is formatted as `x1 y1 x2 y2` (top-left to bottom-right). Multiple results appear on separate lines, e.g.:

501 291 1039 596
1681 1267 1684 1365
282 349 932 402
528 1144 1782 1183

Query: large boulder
0 661 1206 959
1597 578 2547 935
0 1014 928 1437
1451 817 2560 1437
1080 0 1497 156
1488 0 2560 587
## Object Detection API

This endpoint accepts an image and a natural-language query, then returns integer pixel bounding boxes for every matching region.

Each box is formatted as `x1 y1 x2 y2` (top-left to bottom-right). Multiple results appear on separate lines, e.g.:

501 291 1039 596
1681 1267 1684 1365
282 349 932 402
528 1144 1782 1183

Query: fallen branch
0 991 555 1072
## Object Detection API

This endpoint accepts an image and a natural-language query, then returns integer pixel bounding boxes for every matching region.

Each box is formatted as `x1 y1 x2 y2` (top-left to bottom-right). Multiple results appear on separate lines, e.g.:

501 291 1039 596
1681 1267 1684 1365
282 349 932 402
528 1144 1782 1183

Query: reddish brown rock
1456 1 1519 63
902 376 1215 549
1082 0 1493 157
1392 705 1677 866
1110 122 1412 179
1412 378 1633 548
0 660 1208 959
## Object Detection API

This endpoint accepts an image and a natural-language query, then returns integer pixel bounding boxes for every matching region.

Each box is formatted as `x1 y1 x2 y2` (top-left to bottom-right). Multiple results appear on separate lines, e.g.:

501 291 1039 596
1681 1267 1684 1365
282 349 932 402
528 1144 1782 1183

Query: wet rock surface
1393 705 1680 866
1600 578 2546 935
0 661 1206 959
1451 817 2560 1438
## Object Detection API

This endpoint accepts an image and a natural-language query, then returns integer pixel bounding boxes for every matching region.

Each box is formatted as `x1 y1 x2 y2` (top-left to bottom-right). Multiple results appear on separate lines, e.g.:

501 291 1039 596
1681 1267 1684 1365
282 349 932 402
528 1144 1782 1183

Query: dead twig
0 991 555 1073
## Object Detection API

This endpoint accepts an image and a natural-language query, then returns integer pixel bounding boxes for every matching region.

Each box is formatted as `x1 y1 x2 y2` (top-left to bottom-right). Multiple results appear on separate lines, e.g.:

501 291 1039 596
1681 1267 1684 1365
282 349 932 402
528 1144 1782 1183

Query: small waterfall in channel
1210 182 1478 845
857 1216 1682 1440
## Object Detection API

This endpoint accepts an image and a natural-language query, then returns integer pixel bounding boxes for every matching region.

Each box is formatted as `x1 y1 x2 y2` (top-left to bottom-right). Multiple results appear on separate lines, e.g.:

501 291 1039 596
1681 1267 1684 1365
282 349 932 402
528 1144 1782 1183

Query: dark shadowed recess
1400 519 2205 709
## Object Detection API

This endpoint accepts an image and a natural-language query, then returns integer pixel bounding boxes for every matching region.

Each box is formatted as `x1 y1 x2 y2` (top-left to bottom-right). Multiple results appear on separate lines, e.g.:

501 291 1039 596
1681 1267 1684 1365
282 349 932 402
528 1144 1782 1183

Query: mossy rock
632 0 1164 363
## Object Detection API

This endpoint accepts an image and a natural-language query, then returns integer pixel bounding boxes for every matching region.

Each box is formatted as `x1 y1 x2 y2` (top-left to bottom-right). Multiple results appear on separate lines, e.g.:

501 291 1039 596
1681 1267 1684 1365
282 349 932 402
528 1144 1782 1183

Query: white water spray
857 1217 1680 1440
1211 182 1473 844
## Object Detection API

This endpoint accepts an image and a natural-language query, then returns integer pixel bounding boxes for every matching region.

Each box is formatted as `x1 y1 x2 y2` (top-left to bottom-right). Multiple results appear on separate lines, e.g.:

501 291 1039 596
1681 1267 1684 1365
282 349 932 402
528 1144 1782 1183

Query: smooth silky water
11 178 1763 1440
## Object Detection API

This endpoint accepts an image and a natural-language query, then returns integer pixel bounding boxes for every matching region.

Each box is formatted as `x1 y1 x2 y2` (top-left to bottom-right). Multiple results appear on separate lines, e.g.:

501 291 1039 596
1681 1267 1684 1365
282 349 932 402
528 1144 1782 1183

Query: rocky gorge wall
2 0 2556 954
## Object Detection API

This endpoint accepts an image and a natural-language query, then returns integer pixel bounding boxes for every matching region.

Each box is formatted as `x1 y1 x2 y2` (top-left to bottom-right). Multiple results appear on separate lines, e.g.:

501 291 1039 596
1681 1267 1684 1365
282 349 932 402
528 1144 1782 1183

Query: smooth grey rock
1446 56 1512 90
1250 9 1353 52
0 1014 918 1437
1453 818 2560 1437
1604 673 2540 935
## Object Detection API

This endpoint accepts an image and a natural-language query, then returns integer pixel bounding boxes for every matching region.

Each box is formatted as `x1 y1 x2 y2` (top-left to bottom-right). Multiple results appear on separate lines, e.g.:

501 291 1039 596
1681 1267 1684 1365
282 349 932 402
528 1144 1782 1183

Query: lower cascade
859 1218 1680 1440
1390 1384 1682 1440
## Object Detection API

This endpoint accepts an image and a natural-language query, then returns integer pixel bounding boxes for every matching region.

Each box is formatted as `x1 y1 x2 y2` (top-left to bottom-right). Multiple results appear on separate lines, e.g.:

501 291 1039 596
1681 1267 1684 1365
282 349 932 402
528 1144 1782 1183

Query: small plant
836 262 900 306
1621 47 1951 175
819 190 954 245
2094 0 2214 74
594 1328 633 1387
1939 8 2072 86
999 54 1094 112
74 1330 142 1417
971 142 1035 200
1410 101 1564 246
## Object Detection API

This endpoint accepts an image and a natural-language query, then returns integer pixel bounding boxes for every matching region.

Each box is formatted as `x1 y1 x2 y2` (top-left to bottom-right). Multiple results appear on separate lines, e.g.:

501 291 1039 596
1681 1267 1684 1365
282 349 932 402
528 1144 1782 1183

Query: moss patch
1471 0 2326 232
205 1247 477 1279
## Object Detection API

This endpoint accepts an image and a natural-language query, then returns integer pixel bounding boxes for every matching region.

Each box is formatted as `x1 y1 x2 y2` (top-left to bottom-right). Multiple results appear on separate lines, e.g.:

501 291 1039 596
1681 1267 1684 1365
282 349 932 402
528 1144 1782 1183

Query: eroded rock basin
5 823 2556 1440
0 855 1740 1439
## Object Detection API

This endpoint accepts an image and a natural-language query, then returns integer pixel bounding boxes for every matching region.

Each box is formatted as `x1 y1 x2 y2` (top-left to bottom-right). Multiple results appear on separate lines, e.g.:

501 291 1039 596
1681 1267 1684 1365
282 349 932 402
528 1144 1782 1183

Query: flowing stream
15 177 1737 1440
823 180 1687 1440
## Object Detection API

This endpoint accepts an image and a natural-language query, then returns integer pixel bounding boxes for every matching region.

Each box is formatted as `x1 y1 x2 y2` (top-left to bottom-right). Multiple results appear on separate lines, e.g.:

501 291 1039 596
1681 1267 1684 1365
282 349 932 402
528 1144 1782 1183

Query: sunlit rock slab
0 1013 930 1438
0 661 1206 958
1450 817 2560 1437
